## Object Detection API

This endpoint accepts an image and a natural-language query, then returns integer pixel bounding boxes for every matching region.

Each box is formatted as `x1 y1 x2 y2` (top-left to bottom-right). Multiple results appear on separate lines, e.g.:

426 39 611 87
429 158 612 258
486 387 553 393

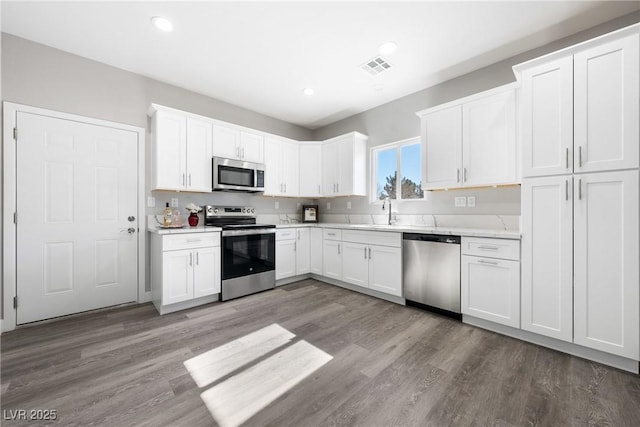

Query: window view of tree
373 140 423 201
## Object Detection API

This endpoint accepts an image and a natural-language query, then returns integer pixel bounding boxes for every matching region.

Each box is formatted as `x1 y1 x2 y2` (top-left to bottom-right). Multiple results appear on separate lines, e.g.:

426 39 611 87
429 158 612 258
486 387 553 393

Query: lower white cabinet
461 237 520 328
310 228 323 274
323 229 342 280
276 228 311 280
340 230 402 297
151 232 221 314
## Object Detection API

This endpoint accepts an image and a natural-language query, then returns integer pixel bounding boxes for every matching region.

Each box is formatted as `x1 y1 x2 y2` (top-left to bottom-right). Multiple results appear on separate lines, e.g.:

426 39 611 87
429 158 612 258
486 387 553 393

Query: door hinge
13 127 17 140
13 296 17 309
13 212 17 224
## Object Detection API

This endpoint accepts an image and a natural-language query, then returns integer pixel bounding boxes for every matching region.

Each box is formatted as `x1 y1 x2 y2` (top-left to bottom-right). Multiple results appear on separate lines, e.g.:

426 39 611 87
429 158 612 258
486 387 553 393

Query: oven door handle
222 229 276 237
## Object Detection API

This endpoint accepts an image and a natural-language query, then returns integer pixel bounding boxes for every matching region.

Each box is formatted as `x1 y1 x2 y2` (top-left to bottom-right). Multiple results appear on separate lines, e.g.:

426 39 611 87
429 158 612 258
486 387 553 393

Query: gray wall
311 10 640 217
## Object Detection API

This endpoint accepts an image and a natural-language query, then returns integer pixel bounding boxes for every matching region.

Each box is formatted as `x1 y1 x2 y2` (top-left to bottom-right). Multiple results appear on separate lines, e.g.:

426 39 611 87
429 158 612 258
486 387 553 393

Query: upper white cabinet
264 136 299 197
150 106 213 192
416 85 517 190
299 142 323 198
212 124 264 164
322 132 367 197
516 30 639 178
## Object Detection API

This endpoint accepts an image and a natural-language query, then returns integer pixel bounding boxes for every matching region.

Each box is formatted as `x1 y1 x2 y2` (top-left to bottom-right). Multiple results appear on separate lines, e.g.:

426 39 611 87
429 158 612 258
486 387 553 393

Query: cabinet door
461 255 520 328
263 137 283 196
296 228 311 275
299 143 323 197
309 228 323 274
162 249 194 305
574 33 639 173
323 240 342 280
521 176 573 342
336 136 354 195
341 242 368 287
240 131 264 163
463 89 517 186
520 56 573 178
281 140 299 196
421 105 463 189
193 246 220 298
276 239 297 280
212 124 240 160
154 110 187 190
322 141 338 195
186 117 213 192
368 245 402 296
574 170 639 359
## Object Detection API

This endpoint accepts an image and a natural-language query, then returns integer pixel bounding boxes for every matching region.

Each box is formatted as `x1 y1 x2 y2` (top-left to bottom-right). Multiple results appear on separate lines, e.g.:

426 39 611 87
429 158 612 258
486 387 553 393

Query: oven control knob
213 208 218 214
242 208 246 213
251 208 255 213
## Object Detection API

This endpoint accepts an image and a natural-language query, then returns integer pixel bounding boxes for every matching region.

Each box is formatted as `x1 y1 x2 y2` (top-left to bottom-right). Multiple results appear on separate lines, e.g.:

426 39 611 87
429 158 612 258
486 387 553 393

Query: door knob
121 227 136 234
128 216 135 222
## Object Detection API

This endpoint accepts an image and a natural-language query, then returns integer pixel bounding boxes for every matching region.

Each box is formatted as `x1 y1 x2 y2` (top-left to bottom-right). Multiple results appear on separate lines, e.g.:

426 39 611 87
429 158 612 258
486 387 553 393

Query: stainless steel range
205 206 276 301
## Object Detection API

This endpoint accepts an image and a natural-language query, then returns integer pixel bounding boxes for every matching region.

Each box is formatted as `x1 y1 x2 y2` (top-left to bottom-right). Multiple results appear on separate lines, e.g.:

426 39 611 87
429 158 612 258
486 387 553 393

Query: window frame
370 136 423 204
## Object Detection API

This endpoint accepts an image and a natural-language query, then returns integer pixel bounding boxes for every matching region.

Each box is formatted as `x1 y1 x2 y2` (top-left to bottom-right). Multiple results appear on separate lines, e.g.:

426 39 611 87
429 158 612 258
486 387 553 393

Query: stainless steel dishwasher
403 233 461 319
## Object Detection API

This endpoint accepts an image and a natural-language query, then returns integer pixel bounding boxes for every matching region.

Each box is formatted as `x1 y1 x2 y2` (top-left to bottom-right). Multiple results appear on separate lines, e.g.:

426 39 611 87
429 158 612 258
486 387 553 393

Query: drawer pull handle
478 259 499 265
477 246 499 250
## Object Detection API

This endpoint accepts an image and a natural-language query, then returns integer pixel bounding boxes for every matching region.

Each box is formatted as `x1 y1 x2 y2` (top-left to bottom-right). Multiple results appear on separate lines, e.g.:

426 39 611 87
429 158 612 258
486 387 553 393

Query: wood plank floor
2 279 640 426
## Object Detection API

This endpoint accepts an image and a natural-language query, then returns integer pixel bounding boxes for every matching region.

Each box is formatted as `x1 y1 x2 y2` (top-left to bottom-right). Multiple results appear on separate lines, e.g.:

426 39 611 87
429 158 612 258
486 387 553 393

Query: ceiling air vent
361 56 392 76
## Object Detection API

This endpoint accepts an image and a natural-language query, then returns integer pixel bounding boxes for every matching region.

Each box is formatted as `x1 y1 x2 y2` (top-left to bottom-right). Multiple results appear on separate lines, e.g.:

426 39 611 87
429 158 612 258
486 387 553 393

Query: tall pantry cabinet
516 25 640 360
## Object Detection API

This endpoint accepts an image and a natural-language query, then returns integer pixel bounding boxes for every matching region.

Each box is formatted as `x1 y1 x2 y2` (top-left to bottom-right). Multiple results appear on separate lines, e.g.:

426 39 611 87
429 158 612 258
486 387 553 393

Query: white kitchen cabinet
461 237 521 329
296 228 311 275
276 228 297 280
151 232 221 314
310 227 323 274
299 142 323 197
521 176 573 342
462 89 517 186
212 123 264 164
416 85 517 190
573 170 639 359
264 136 299 197
150 106 213 192
322 132 367 196
323 229 342 280
522 171 639 359
341 242 369 287
339 230 402 297
517 31 639 178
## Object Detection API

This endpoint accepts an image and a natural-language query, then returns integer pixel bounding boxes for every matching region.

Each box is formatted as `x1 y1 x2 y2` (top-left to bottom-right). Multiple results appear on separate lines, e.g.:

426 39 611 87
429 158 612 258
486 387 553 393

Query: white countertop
148 222 519 239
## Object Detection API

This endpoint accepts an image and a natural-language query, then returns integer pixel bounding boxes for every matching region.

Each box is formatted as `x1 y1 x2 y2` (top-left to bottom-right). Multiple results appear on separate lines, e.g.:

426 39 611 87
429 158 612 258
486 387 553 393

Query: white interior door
16 111 139 324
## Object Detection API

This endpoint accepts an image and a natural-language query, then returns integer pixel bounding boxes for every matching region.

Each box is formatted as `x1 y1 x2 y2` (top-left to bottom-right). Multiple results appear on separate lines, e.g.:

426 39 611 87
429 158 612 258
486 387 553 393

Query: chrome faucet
382 197 393 225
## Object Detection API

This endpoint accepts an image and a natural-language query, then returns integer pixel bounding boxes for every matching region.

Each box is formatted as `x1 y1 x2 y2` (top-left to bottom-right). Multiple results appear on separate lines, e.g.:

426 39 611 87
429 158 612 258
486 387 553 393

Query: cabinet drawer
323 228 342 241
461 237 520 260
163 233 220 251
276 228 297 241
341 229 401 248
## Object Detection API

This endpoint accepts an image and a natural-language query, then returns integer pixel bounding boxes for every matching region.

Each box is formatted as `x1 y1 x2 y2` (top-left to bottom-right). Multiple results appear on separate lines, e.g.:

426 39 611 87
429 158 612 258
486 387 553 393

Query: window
371 137 423 201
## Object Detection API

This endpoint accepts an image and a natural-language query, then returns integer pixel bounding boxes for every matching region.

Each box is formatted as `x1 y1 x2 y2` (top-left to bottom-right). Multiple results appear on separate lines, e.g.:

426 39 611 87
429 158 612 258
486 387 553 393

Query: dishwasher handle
403 233 460 244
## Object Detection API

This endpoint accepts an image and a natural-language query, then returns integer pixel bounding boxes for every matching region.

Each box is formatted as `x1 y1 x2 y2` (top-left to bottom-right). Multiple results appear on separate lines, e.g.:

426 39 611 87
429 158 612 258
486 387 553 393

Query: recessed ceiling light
151 16 173 32
303 88 315 96
378 41 398 55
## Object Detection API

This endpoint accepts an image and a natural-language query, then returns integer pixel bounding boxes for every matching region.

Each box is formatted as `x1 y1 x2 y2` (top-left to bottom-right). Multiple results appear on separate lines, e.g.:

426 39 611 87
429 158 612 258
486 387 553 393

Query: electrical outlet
147 196 155 208
275 201 279 209
296 203 301 209
467 196 476 208
347 201 352 209
171 198 179 208
327 202 331 210
454 196 467 207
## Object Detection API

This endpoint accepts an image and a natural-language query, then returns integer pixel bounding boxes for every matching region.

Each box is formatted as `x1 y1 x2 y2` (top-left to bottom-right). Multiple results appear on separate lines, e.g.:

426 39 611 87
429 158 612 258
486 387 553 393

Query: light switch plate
455 196 467 207
467 196 476 208
275 201 279 209
147 196 155 208
347 201 352 209
171 198 179 208
327 202 331 210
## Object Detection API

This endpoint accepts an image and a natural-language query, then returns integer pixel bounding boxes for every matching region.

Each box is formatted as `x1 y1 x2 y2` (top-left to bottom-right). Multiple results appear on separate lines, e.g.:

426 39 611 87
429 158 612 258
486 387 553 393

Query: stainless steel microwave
212 156 265 192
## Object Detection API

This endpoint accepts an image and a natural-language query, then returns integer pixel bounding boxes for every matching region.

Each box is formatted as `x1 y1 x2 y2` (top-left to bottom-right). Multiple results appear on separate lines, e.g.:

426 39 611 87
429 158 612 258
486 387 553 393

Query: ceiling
3 1 640 130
